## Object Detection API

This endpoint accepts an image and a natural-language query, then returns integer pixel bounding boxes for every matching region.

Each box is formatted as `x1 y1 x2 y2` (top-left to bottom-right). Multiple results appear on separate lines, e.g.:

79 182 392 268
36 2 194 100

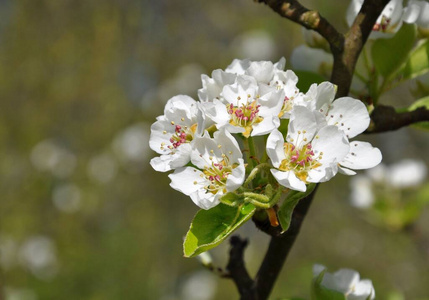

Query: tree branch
331 0 390 97
226 236 256 300
367 105 429 133
252 184 319 300
255 0 343 50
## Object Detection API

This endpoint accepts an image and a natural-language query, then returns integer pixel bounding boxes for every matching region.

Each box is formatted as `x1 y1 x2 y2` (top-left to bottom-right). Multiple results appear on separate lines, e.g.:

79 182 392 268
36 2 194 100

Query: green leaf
278 183 317 233
183 203 256 258
295 71 327 92
399 39 429 80
311 270 347 300
371 23 417 78
408 96 429 130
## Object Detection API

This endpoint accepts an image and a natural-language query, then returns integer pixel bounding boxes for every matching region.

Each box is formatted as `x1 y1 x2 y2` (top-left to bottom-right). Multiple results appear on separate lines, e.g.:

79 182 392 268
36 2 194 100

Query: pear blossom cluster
149 58 382 209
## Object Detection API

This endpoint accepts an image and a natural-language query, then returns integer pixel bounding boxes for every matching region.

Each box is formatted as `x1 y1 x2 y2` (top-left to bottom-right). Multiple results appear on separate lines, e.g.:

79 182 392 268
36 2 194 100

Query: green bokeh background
0 0 428 299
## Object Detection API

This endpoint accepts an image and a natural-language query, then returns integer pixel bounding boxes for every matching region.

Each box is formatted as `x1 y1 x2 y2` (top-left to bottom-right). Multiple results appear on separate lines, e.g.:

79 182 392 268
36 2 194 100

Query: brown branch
226 236 256 300
367 105 429 133
255 0 343 51
253 184 319 300
332 0 390 97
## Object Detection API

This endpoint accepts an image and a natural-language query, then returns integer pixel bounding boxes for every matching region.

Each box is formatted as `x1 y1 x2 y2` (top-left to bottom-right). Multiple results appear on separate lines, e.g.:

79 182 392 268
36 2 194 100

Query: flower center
279 142 322 182
167 123 197 150
373 16 391 32
279 96 294 117
203 157 233 194
227 96 263 137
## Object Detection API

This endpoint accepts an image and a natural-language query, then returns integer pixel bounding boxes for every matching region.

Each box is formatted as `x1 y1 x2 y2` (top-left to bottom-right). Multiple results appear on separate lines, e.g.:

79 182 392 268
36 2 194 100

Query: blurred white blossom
30 139 76 178
52 183 82 213
19 236 58 280
113 123 150 172
231 30 276 60
180 270 217 300
5 287 37 300
313 264 375 300
291 45 332 77
87 152 118 184
350 175 374 208
387 159 427 188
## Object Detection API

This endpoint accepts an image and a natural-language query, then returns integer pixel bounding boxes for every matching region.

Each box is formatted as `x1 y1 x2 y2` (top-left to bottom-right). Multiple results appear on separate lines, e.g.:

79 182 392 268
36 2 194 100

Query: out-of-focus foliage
0 0 428 299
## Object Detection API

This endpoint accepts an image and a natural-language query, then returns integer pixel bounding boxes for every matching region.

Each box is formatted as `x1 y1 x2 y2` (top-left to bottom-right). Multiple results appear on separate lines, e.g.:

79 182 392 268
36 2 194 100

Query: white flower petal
190 189 219 210
270 169 307 192
312 126 350 165
327 97 370 138
225 59 250 74
288 106 318 145
169 143 193 169
245 61 275 83
313 264 327 277
314 82 337 111
349 279 375 300
226 159 245 192
338 166 357 175
191 132 218 169
169 167 207 196
266 129 286 168
149 119 173 155
150 155 173 172
340 141 382 170
213 129 242 162
322 268 360 294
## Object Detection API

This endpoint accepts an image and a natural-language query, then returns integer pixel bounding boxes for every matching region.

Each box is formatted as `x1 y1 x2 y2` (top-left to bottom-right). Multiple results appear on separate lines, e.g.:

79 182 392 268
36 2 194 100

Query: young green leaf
278 183 317 233
183 203 256 258
399 39 429 81
371 23 417 78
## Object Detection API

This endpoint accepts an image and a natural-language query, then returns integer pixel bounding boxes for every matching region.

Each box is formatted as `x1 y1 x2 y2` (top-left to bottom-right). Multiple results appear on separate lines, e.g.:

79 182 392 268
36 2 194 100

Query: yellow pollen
237 96 241 100
163 130 167 134
171 121 175 125
193 181 197 185
303 130 306 133
298 131 301 134
181 117 185 121
218 145 222 148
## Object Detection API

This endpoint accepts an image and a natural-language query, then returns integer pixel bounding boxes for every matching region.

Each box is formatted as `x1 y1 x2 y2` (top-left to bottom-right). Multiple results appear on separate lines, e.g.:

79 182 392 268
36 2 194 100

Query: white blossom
201 75 284 138
350 175 375 209
387 159 427 188
266 106 350 192
149 95 204 172
403 0 429 29
168 129 245 209
347 0 404 39
313 264 375 300
304 82 382 174
291 45 333 78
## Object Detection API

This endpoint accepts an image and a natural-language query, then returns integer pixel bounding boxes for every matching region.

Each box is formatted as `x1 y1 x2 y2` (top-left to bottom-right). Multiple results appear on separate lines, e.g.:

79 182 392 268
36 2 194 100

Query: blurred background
0 0 428 299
